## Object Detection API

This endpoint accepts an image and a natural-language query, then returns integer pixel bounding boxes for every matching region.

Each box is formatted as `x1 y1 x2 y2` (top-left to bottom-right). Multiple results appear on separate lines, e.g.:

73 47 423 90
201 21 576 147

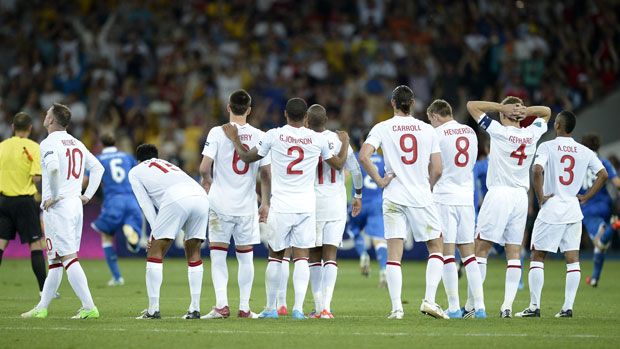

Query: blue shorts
92 195 142 236
347 200 384 239
583 215 610 240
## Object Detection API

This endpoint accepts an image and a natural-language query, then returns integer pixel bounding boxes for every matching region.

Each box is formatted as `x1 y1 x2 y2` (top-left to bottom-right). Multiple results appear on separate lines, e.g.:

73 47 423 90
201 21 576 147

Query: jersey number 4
510 144 528 166
65 148 83 180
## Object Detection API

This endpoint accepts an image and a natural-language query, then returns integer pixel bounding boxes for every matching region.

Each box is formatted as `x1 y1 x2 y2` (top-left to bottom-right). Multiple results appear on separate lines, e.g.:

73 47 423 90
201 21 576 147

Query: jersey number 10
65 148 83 180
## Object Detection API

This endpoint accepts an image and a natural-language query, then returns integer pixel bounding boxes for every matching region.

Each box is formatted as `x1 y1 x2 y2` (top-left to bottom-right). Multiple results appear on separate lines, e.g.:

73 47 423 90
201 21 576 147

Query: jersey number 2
287 146 304 175
65 148 83 179
559 155 575 185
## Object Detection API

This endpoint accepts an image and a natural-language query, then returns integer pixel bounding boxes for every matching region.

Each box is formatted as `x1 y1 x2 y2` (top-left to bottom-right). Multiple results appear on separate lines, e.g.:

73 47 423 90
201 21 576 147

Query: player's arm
344 146 363 217
429 152 442 190
42 145 61 210
323 131 350 170
128 170 157 227
221 123 263 163
578 168 609 204
532 164 553 206
81 151 104 205
466 101 526 124
359 143 394 188
199 156 214 194
525 105 552 123
258 164 271 223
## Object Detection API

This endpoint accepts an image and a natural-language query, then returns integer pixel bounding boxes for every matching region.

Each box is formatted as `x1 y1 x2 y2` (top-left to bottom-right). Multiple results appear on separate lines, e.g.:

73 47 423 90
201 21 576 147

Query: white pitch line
0 326 612 339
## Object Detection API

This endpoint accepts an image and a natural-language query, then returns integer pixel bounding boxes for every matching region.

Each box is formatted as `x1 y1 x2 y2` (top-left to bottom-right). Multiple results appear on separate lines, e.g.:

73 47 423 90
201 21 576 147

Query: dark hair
427 99 452 117
391 85 414 114
12 112 32 131
51 103 71 127
101 133 116 147
285 98 308 121
501 96 524 105
581 134 601 152
229 89 251 115
136 144 159 162
557 110 577 134
306 104 327 129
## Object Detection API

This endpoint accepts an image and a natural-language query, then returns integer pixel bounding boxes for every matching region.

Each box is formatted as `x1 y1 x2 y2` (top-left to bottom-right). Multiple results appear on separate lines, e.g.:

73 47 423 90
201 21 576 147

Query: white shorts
436 203 475 244
315 219 346 247
382 200 442 242
267 211 315 252
531 219 581 253
476 187 528 246
208 210 260 246
43 197 83 259
152 196 209 241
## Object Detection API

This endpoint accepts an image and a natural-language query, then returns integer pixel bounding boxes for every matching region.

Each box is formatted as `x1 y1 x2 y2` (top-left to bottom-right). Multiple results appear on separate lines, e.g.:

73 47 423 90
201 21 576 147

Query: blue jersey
580 158 618 218
473 158 489 210
97 147 137 199
352 152 385 204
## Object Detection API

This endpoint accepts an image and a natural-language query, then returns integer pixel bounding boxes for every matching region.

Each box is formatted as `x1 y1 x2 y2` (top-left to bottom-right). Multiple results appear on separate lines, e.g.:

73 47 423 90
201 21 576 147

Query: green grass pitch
1 258 619 348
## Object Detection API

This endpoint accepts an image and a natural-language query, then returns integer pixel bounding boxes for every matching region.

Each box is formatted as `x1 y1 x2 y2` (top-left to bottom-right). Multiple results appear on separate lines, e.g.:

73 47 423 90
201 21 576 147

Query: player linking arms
467 97 551 318
222 98 349 319
516 111 608 318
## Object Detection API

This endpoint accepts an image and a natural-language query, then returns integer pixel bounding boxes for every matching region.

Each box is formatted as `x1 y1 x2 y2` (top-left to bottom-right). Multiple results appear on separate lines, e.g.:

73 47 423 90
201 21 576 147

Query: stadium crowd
0 0 618 175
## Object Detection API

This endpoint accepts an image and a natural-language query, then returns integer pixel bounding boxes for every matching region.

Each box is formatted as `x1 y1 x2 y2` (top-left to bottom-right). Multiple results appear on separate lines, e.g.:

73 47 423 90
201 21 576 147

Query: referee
0 112 47 293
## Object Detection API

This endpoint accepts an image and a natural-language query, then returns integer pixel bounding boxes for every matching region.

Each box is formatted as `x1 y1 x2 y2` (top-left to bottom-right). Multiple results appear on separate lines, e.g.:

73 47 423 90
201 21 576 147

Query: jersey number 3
559 155 575 185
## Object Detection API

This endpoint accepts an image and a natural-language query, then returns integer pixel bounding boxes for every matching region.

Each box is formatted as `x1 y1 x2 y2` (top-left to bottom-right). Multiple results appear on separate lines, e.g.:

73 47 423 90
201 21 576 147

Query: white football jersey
314 130 357 221
40 131 101 201
534 137 604 224
257 125 333 213
129 158 207 226
433 120 478 206
203 123 270 216
365 115 441 207
480 115 547 190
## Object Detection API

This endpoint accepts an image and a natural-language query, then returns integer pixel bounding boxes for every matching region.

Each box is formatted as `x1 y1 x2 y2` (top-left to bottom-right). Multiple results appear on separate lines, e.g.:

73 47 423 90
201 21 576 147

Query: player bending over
199 89 271 319
360 85 446 320
516 111 608 318
578 134 620 287
89 133 143 286
427 99 486 319
130 144 209 319
467 97 551 318
222 98 349 320
22 103 104 319
306 104 363 319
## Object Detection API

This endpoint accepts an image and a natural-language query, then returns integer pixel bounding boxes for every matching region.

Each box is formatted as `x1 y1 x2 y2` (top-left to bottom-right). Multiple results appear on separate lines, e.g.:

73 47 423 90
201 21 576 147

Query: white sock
292 258 310 313
146 258 163 314
277 258 290 308
37 263 63 309
309 261 323 312
265 258 282 310
501 259 522 311
236 249 254 312
187 260 203 312
477 257 487 283
386 261 403 311
322 261 338 313
563 262 581 311
528 261 544 310
210 248 229 308
425 253 444 304
63 258 95 310
442 255 460 312
462 255 485 311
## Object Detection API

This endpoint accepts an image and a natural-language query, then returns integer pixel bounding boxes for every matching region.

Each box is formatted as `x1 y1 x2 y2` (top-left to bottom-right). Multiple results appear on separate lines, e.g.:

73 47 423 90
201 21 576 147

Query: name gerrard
392 125 421 132
508 136 533 145
444 127 475 136
280 135 312 144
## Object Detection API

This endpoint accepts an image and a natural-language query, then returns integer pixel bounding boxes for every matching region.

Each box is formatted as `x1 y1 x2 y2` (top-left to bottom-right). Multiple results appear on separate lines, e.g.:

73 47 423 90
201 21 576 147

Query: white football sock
265 258 282 310
477 257 487 283
210 248 229 308
462 255 485 311
187 260 203 312
442 255 460 312
37 263 63 309
322 261 338 313
146 259 163 314
63 258 95 310
277 257 290 308
563 262 581 311
528 261 544 310
236 249 254 312
425 253 444 304
309 261 323 312
386 261 403 311
292 258 309 313
501 259 521 311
